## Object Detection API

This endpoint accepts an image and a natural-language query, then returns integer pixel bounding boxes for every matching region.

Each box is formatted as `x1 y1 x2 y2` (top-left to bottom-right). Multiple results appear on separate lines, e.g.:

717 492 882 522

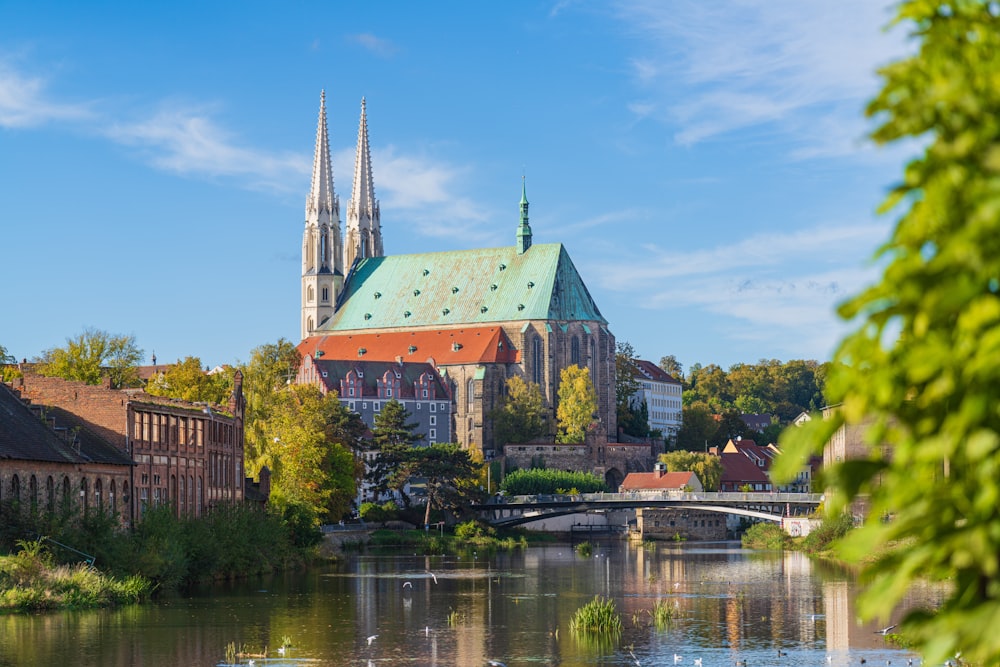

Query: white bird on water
277 646 285 655
674 654 682 663
367 634 378 645
487 661 507 667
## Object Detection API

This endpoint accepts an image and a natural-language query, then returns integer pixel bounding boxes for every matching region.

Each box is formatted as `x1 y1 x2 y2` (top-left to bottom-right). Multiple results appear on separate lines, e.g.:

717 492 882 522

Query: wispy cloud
349 33 399 58
334 145 498 245
107 106 310 192
0 62 94 128
613 0 909 157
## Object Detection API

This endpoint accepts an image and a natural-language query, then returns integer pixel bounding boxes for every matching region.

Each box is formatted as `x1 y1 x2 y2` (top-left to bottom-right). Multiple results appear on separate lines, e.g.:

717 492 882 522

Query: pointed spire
307 90 337 219
517 176 532 254
345 97 382 268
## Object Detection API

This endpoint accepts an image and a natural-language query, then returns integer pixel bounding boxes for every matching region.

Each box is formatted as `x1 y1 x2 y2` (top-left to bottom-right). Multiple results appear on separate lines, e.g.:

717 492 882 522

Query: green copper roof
320 242 606 331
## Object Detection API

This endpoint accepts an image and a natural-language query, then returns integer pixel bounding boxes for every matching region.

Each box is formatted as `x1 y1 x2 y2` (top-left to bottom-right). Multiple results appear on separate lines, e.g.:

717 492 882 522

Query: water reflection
0 541 942 666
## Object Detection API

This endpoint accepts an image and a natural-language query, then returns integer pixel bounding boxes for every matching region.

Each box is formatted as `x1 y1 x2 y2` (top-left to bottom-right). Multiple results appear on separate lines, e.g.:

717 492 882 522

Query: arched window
11 475 20 503
198 477 203 515
188 475 194 514
95 479 103 512
307 285 315 303
29 475 38 509
532 337 544 385
571 336 580 366
467 379 475 409
62 477 71 508
80 478 89 511
109 479 117 514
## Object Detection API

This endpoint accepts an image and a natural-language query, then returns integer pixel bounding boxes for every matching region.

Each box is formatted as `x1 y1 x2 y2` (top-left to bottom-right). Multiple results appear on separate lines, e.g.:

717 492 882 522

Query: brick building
10 369 246 522
0 381 133 522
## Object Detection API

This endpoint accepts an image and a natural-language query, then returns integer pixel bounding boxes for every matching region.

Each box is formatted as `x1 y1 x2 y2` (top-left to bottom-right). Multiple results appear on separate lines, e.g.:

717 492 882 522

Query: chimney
654 461 667 478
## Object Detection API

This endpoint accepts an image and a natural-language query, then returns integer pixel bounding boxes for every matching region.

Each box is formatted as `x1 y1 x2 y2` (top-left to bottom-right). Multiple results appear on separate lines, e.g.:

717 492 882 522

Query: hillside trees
776 3 1000 664
659 451 722 492
556 364 598 444
36 328 144 389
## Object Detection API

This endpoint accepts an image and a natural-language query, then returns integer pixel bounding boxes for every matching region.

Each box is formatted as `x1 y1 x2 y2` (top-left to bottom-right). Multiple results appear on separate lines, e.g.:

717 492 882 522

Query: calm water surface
0 541 939 667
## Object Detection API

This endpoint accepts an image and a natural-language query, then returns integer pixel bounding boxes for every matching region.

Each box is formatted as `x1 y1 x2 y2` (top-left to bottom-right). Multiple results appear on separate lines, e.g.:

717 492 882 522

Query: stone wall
636 508 728 541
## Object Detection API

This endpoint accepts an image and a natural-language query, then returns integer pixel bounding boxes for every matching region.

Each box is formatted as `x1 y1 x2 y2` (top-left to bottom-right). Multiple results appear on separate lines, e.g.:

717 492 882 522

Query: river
0 540 940 666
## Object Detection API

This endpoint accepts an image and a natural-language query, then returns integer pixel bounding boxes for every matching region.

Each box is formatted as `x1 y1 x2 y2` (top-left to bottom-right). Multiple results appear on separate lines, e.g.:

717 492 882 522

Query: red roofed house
620 462 725 541
619 463 703 493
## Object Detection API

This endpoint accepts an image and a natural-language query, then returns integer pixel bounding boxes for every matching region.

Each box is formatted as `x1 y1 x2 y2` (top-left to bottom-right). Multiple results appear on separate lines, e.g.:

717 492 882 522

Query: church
296 93 617 457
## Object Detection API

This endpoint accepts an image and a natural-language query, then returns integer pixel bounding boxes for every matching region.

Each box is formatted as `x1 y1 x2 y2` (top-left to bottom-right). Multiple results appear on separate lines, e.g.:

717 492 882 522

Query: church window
467 379 475 409
571 337 580 365
308 286 315 303
532 337 543 385
322 287 329 302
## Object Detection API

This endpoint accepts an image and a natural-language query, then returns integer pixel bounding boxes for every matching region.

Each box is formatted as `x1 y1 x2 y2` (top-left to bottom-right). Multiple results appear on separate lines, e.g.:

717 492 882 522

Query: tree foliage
658 451 722 491
658 355 683 380
145 356 232 404
685 359 826 421
367 399 424 497
489 376 546 446
777 4 1000 664
381 442 482 528
556 364 598 444
36 328 144 389
239 339 301 478
500 468 609 495
262 384 360 523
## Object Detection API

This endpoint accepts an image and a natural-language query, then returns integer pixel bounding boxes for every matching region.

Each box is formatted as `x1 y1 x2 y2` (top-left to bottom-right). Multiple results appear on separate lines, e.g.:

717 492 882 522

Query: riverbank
0 539 151 613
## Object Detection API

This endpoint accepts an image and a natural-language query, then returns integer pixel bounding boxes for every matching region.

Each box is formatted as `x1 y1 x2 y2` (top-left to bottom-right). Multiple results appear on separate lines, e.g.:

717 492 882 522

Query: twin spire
305 91 382 275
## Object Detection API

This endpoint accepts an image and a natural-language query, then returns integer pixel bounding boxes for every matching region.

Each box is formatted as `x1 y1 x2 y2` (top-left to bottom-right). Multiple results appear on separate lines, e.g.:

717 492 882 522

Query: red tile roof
719 452 771 487
632 359 682 384
299 327 519 366
620 470 697 491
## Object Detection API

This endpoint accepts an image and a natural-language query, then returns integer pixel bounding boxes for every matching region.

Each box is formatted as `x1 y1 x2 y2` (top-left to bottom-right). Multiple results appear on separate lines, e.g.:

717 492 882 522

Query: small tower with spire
516 177 532 254
301 90 343 340
345 97 382 271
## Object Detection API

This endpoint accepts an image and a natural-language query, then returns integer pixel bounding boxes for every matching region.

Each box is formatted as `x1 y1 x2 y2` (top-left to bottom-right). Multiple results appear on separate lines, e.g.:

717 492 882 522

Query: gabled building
630 359 683 438
619 463 703 493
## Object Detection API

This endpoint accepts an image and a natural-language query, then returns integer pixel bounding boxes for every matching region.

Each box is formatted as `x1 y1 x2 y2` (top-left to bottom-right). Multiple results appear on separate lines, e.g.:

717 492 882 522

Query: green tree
385 443 481 529
0 344 19 382
264 384 358 523
145 356 232 404
658 450 722 492
674 401 717 452
489 376 546 446
239 339 301 478
777 4 1000 664
614 342 642 436
658 355 683 381
36 328 143 388
618 399 650 439
367 399 424 497
556 364 598 444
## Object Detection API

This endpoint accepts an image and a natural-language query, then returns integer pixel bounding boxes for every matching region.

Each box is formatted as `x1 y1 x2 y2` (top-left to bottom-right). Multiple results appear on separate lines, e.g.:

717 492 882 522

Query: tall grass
570 595 623 637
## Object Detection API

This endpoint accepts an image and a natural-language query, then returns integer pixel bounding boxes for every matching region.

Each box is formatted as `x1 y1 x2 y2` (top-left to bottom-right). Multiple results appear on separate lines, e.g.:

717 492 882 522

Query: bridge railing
495 491 824 505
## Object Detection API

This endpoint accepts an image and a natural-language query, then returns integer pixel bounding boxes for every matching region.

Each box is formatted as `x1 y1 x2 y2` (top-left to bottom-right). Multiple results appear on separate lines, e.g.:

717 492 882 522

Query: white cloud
614 0 909 156
349 33 399 58
108 107 310 191
0 62 93 128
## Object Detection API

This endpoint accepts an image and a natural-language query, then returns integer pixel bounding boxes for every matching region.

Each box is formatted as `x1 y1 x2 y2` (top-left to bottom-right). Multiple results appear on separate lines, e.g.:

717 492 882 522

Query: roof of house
632 359 682 385
300 326 519 366
719 452 771 485
0 383 132 466
723 438 779 469
318 242 606 331
304 357 450 399
620 470 697 491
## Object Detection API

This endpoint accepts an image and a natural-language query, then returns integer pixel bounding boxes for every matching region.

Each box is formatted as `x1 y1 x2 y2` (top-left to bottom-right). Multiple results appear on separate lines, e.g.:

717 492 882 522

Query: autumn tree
239 339 301 478
659 450 722 492
489 376 546 446
0 344 19 382
36 328 143 388
556 364 598 444
263 384 360 523
658 354 683 381
776 4 1000 664
145 356 232 404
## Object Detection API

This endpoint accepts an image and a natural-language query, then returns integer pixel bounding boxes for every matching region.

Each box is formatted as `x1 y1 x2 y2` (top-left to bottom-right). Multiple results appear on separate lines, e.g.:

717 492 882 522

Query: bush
359 501 399 523
500 469 609 495
801 512 854 554
570 595 623 636
741 522 789 550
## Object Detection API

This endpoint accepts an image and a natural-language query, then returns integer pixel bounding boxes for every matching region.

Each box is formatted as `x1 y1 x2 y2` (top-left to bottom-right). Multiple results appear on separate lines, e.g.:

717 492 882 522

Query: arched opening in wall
198 477 203 515
307 317 314 333
62 476 71 509
171 474 177 510
467 379 475 410
29 475 38 510
604 468 624 492
95 479 103 512
80 478 89 512
46 476 55 512
188 474 194 513
121 481 130 521
109 479 117 514
179 475 186 514
308 285 315 303
11 475 20 503
571 336 580 366
532 337 543 385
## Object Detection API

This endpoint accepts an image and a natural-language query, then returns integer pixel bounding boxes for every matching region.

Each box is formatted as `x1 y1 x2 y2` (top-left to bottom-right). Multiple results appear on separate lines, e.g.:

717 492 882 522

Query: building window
571 336 580 365
374 402 380 412
322 286 329 302
467 379 475 409
429 428 436 441
349 401 355 410
430 415 437 426
430 402 436 412
362 402 368 409
348 387 355 397
386 388 392 397
422 389 428 398
532 337 543 384
440 402 447 411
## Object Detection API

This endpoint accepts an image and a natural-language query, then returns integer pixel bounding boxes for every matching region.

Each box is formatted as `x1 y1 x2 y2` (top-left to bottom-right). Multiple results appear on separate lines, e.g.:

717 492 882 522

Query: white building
631 359 683 439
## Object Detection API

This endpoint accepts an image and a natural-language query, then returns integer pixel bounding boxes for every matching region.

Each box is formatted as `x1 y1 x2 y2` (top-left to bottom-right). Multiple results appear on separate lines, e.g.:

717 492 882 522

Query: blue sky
1 1 913 373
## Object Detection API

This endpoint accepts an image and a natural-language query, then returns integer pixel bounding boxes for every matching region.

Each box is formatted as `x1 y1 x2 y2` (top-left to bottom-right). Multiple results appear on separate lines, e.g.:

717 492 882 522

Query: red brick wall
16 375 129 451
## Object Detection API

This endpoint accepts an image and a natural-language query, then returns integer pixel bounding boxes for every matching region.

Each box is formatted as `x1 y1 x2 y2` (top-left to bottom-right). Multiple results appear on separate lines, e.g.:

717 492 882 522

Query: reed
569 595 623 637
649 599 674 629
575 541 593 557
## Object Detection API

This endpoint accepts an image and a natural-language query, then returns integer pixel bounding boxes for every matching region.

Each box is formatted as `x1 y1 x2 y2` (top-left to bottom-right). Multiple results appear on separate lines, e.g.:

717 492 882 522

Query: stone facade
636 508 728 541
503 439 656 489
